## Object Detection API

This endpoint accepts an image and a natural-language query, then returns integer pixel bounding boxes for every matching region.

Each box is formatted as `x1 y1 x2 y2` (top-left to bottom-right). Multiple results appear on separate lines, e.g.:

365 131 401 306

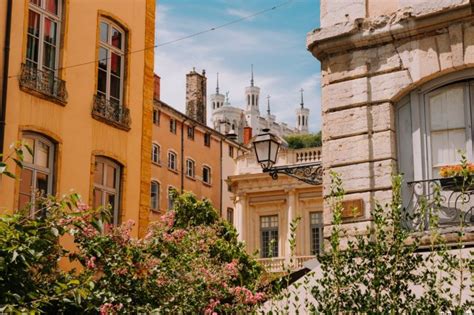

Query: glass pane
43 18 57 45
93 188 102 208
97 69 107 94
45 0 58 15
430 86 465 131
30 0 41 7
36 172 49 195
20 168 33 195
27 36 39 64
106 193 115 210
23 138 34 164
110 75 121 99
94 161 104 184
431 130 465 170
100 22 108 43
43 43 55 70
111 53 121 76
105 164 116 189
28 10 40 37
36 141 49 168
99 47 108 70
111 28 122 49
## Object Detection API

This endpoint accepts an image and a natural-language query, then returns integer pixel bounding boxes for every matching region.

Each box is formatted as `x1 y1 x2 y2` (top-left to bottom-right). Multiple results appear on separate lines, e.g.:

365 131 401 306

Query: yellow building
0 0 155 238
149 74 247 224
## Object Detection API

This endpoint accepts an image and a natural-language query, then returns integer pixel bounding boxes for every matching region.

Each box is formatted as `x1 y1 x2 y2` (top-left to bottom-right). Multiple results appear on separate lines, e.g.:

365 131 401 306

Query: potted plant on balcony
439 161 474 191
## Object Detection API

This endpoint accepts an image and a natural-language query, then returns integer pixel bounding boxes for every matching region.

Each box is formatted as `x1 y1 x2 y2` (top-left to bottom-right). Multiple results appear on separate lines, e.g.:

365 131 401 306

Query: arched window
97 18 125 105
93 157 122 225
298 116 301 126
152 143 160 164
168 151 177 170
202 166 211 185
186 159 195 178
150 181 159 211
19 133 56 212
252 95 255 106
247 95 250 106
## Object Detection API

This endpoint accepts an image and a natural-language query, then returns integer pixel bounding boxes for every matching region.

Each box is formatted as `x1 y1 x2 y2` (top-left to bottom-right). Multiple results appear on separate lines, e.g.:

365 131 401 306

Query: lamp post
253 129 323 186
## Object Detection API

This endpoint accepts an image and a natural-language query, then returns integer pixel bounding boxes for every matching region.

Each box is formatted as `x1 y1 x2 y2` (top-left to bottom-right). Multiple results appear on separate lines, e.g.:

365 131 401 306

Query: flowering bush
0 191 267 313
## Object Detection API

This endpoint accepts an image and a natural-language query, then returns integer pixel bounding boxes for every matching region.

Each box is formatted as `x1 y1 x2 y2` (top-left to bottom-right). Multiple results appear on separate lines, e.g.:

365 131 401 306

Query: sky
154 0 321 132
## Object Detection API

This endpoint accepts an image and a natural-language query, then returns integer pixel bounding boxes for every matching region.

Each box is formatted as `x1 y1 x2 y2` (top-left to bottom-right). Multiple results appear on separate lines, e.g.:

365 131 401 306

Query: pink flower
160 211 175 228
77 202 89 211
232 286 265 305
224 259 239 278
204 299 220 314
99 303 113 314
86 256 96 269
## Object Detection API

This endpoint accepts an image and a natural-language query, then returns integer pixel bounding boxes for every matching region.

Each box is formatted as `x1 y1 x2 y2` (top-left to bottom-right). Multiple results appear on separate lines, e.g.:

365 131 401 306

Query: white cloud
226 8 254 19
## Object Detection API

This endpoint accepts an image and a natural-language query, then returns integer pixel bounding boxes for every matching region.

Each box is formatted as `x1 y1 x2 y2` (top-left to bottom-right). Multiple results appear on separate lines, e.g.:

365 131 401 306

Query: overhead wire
7 0 293 79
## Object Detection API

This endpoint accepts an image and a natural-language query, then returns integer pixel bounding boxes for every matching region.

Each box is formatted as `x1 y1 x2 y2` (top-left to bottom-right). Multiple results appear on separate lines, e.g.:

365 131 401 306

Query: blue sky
154 0 321 131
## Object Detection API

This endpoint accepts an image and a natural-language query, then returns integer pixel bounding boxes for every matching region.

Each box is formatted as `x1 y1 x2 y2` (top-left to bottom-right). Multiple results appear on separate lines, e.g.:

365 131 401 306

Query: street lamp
253 129 323 186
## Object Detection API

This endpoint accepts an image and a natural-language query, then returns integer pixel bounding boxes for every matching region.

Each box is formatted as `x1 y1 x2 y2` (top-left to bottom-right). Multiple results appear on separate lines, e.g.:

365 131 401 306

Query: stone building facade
308 0 474 238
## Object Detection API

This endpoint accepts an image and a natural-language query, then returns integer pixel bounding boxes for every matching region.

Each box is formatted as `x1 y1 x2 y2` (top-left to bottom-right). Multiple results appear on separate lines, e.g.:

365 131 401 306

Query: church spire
266 95 271 115
216 72 220 94
250 64 254 87
300 88 304 108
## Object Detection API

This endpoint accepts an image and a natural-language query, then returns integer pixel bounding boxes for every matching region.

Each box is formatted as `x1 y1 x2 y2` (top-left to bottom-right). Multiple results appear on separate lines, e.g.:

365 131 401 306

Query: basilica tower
296 88 309 134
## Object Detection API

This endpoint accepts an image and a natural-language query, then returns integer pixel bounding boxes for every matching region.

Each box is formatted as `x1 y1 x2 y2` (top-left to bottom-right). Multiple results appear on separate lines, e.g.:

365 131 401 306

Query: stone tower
245 65 260 114
210 73 225 112
295 88 309 134
186 68 207 124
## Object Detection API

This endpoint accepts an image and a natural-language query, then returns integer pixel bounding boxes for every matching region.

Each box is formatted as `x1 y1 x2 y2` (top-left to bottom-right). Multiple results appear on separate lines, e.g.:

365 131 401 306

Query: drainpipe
219 139 223 216
0 0 13 157
180 118 188 193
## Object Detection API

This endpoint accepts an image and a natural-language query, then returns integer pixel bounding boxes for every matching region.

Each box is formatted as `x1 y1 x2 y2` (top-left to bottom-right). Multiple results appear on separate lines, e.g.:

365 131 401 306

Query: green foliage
283 131 321 149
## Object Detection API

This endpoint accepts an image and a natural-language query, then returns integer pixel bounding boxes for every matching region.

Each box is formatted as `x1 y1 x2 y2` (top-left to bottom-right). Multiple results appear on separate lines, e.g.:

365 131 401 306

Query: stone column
285 189 296 262
234 194 247 242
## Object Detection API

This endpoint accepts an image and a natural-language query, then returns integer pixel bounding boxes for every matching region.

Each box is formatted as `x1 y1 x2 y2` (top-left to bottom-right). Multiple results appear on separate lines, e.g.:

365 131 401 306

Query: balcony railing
92 95 131 130
294 148 322 164
257 255 315 273
405 177 474 231
19 63 67 103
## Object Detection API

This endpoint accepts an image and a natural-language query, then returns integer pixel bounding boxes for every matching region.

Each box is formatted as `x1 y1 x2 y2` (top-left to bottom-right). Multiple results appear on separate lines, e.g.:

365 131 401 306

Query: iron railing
92 94 131 130
19 63 67 102
405 177 474 231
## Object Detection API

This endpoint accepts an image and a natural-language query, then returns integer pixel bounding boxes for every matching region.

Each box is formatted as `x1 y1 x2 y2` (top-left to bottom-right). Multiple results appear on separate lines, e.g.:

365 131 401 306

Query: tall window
152 144 160 164
168 186 176 210
186 159 195 178
26 0 62 74
260 215 278 258
150 181 159 211
18 133 55 212
170 119 177 134
153 109 160 125
93 157 121 225
310 212 323 255
187 126 195 140
202 166 211 185
168 151 177 171
204 133 211 147
227 208 234 225
97 19 125 105
228 145 234 158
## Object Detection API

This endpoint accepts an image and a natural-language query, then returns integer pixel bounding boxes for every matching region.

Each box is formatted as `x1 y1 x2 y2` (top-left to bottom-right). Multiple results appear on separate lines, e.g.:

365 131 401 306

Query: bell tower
296 88 309 134
245 65 260 114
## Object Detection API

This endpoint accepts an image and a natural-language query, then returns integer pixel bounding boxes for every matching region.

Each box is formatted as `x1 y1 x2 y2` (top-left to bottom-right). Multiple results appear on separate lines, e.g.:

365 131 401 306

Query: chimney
243 126 252 145
185 68 207 124
153 74 161 100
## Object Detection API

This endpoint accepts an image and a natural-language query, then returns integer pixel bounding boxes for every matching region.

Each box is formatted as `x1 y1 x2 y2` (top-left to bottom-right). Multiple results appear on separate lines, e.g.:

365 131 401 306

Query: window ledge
168 168 179 174
202 181 212 187
186 175 196 181
152 161 161 167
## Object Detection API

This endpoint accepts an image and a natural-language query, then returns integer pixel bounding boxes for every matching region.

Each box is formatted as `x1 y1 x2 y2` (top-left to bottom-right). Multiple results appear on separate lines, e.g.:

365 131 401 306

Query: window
150 181 159 211
153 109 160 125
228 145 234 158
187 126 194 140
168 186 176 210
260 215 278 258
202 166 211 185
168 151 177 171
397 80 474 182
93 157 121 225
26 0 62 74
152 144 160 164
204 133 211 147
186 159 195 178
22 0 66 101
18 133 55 213
227 208 234 225
170 119 177 134
310 212 323 255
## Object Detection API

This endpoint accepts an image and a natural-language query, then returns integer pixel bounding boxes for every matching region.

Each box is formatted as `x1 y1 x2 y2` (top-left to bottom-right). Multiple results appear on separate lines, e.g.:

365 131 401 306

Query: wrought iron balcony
92 95 131 130
405 177 474 231
19 63 67 103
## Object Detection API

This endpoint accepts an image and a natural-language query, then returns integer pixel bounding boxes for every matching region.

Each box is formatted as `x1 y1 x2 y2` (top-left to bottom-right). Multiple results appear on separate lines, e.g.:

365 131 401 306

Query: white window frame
168 150 177 171
93 157 121 225
260 215 279 258
150 180 160 211
310 212 323 255
19 133 55 213
97 18 125 105
152 143 160 164
27 0 62 74
186 158 195 178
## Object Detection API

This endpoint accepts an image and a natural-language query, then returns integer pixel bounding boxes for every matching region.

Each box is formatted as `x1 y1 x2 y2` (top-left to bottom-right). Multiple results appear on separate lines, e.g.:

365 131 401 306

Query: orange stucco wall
0 0 155 238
